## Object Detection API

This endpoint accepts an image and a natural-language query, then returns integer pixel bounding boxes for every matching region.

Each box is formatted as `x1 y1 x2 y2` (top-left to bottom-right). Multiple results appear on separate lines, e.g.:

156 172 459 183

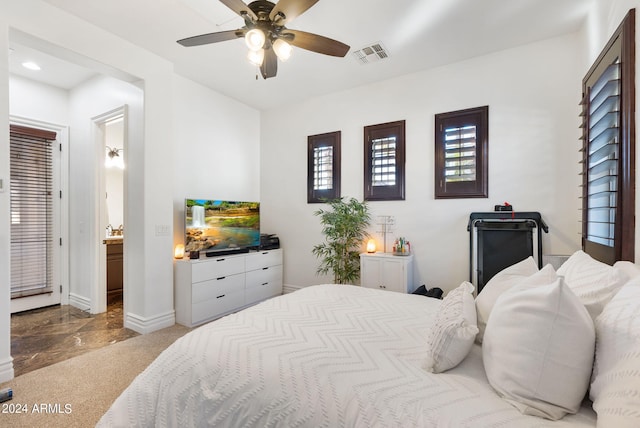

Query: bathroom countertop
103 237 123 245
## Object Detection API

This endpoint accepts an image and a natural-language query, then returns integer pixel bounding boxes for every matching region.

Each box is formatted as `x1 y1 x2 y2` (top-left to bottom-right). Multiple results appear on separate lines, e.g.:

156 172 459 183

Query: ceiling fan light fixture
273 39 292 61
247 48 265 66
245 29 266 51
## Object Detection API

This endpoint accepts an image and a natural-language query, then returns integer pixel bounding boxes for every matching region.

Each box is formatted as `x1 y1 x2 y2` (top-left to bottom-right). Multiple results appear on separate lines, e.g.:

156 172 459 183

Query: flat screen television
184 199 260 255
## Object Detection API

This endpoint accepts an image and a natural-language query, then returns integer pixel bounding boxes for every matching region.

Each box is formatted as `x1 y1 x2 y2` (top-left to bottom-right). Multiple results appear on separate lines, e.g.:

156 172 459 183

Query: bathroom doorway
94 106 127 314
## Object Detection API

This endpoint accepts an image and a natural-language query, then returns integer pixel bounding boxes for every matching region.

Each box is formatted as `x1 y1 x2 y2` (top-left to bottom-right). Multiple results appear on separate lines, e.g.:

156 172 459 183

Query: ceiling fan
177 0 350 79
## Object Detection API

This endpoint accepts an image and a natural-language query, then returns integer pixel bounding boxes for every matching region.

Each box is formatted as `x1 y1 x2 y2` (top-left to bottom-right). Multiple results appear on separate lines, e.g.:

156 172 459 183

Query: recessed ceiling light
22 61 41 71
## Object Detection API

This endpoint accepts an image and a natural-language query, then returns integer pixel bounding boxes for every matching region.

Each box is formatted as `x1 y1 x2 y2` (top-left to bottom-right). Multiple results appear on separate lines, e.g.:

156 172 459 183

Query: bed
98 251 640 427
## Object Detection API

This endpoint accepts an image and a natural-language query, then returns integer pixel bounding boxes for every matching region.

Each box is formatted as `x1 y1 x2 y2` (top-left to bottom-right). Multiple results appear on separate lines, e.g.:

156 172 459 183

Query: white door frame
91 105 127 314
9 116 69 313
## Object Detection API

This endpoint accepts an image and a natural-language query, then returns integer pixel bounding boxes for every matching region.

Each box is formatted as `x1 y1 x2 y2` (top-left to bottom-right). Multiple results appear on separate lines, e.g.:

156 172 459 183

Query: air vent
352 42 389 64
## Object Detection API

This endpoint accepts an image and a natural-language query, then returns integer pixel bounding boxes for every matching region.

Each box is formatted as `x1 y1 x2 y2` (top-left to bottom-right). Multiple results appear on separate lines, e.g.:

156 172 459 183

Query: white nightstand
360 252 415 293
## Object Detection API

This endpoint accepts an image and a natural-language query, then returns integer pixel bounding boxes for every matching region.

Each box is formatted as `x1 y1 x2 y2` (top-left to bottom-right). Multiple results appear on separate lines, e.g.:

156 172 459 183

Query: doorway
93 107 127 315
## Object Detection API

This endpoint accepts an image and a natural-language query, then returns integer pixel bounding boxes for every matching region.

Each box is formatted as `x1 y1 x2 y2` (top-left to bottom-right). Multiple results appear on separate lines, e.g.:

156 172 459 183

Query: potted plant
312 197 371 284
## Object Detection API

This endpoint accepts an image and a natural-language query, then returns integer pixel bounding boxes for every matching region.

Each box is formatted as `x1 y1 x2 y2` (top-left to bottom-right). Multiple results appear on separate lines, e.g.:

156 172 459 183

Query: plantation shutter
10 125 56 298
371 137 397 186
583 60 620 248
313 145 333 190
579 9 635 265
444 125 477 182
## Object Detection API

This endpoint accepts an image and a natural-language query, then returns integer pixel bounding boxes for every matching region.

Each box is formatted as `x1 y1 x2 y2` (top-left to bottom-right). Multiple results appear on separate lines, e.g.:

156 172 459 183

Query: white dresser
360 252 415 293
175 249 283 327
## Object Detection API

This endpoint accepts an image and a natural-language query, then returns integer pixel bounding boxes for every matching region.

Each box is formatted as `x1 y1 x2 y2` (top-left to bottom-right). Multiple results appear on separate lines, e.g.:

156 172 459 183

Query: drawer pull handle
262 267 269 270
262 252 268 255
216 258 226 262
217 276 226 280
262 282 269 286
216 294 225 299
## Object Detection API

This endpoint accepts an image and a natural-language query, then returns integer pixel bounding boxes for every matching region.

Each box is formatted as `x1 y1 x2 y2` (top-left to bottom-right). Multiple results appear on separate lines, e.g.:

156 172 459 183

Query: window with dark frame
580 9 635 264
307 131 341 203
435 106 488 199
364 120 405 201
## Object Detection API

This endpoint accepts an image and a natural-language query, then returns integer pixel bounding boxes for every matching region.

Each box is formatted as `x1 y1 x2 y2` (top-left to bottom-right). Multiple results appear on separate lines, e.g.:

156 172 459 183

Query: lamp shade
366 239 376 253
273 39 292 61
247 49 265 66
174 244 185 259
245 29 265 51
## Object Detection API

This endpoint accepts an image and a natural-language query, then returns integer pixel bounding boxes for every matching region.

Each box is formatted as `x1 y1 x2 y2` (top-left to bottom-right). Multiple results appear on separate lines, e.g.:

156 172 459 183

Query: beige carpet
0 324 190 428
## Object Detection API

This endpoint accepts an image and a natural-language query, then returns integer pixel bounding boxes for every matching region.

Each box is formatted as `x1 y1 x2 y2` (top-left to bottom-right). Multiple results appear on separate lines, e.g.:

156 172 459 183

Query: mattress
98 284 597 427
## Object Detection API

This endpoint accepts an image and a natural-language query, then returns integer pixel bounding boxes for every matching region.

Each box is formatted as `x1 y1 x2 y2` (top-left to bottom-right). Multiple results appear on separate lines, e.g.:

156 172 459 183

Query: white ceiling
9 0 592 110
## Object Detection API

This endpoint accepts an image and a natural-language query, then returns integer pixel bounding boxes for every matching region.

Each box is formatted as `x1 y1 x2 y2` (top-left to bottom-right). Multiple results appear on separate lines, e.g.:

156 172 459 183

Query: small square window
364 120 405 201
308 131 341 203
435 106 488 199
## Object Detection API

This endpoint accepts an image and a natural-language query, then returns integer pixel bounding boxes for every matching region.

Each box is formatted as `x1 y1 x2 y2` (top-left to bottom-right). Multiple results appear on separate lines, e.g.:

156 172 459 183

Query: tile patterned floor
10 295 139 377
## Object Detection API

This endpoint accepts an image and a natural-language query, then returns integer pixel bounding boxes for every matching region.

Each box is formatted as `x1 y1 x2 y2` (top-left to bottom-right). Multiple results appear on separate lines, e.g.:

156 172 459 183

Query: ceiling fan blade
261 48 278 79
219 0 257 21
177 29 243 47
283 30 350 57
269 0 319 25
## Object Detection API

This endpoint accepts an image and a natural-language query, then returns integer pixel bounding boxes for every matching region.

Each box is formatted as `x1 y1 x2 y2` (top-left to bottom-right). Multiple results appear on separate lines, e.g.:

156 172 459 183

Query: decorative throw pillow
589 277 640 404
483 265 595 420
475 256 538 344
423 281 478 373
557 250 628 320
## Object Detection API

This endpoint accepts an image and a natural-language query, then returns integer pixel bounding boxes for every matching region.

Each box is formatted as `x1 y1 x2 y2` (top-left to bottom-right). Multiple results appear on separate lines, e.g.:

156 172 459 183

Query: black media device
260 234 280 250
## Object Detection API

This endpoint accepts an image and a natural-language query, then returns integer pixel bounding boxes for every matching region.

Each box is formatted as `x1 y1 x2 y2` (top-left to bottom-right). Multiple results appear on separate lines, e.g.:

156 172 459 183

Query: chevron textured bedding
98 284 597 427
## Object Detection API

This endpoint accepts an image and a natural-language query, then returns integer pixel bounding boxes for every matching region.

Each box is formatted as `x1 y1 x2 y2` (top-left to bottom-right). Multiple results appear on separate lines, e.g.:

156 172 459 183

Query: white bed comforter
98 284 596 427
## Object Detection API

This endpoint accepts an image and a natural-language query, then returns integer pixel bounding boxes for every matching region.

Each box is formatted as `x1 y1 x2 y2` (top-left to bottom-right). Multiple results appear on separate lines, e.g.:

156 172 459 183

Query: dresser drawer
245 265 282 305
192 255 245 283
192 290 244 325
246 265 282 291
245 249 282 271
192 273 245 303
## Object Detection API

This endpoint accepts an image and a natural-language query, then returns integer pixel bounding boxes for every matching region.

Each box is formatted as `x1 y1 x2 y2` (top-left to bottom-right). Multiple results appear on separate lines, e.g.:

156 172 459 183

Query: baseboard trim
68 293 91 311
0 356 15 383
125 309 175 334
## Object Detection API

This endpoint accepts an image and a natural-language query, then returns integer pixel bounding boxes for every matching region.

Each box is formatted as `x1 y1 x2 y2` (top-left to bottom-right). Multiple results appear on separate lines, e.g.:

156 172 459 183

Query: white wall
105 119 124 229
67 75 142 310
172 75 261 246
261 32 584 293
9 75 69 124
0 14 13 382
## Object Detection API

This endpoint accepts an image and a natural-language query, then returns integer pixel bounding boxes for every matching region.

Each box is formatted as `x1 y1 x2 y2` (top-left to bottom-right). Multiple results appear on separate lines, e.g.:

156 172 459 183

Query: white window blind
371 137 397 186
444 125 477 183
313 145 333 190
585 60 620 248
10 126 55 299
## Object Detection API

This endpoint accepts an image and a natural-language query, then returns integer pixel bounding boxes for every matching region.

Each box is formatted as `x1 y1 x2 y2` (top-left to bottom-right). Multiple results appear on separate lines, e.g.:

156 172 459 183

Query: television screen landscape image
185 199 260 253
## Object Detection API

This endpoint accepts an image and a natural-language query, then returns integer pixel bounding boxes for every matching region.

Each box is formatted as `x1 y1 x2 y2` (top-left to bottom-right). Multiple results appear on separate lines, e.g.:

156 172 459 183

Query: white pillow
592 349 640 428
613 260 640 281
475 256 538 344
557 250 628 320
591 277 640 394
423 281 478 373
483 265 595 420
